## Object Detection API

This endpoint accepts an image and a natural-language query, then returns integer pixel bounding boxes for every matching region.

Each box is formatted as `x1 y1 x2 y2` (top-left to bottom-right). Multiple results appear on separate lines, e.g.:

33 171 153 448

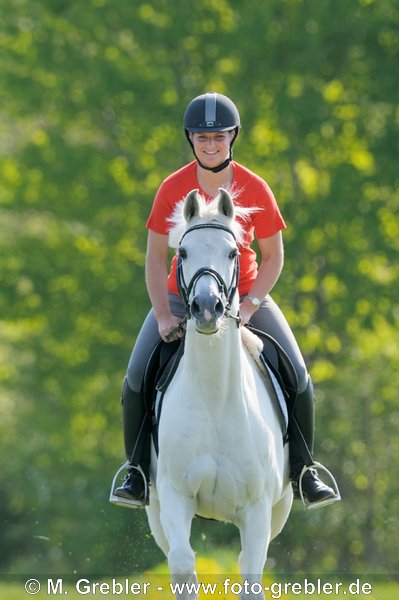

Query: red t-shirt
146 161 286 296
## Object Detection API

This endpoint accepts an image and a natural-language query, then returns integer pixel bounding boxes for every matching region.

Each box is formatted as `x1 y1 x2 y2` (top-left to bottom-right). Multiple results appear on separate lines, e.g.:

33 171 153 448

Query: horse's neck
183 322 244 402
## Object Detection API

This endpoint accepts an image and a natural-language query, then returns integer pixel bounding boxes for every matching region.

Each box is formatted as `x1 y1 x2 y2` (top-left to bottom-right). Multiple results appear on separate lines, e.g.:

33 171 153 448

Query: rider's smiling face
190 131 234 169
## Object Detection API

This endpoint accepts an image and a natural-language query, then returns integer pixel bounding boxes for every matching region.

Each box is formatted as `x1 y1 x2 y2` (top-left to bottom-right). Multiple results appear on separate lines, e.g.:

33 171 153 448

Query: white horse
146 189 293 599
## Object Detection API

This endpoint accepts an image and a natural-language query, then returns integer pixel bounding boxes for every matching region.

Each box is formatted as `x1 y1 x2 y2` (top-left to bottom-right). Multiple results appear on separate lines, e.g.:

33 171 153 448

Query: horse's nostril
215 299 224 316
191 298 201 316
191 294 224 319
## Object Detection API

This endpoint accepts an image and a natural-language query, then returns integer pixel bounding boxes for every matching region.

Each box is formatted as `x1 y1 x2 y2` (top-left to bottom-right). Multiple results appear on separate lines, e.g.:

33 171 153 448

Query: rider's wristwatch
245 295 261 310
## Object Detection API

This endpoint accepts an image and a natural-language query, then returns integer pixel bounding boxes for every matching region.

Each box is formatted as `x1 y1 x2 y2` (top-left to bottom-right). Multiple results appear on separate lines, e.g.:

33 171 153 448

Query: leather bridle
176 223 240 326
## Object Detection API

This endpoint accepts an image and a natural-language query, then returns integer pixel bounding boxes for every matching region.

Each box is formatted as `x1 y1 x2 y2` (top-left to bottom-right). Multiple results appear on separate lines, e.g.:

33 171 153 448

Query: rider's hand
239 300 258 326
157 314 185 343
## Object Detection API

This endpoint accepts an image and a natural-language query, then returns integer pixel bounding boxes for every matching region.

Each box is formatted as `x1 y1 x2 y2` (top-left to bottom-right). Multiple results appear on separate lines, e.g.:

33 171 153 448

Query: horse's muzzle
190 293 225 334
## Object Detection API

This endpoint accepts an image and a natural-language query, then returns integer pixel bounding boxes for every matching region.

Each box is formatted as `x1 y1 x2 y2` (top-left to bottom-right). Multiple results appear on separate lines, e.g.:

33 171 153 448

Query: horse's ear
218 188 235 219
184 189 200 222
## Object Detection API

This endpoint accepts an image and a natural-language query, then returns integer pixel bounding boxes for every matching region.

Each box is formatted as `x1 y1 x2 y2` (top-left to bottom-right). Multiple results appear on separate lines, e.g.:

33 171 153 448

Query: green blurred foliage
0 0 398 576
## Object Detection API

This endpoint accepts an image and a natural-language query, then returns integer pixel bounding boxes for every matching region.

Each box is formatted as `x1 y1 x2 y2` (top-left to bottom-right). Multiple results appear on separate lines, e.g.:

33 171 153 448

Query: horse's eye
229 249 238 259
178 247 187 259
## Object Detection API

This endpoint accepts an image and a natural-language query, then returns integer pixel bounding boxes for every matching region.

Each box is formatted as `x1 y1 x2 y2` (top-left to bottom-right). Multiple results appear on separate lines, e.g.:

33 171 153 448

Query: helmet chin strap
194 154 231 173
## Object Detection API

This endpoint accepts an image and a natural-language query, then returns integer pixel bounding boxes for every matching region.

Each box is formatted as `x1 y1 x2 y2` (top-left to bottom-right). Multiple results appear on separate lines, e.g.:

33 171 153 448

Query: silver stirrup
299 462 341 511
109 462 149 509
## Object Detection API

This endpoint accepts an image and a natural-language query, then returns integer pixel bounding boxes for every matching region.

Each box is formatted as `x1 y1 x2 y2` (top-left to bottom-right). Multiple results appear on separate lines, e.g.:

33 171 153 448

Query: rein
176 223 241 327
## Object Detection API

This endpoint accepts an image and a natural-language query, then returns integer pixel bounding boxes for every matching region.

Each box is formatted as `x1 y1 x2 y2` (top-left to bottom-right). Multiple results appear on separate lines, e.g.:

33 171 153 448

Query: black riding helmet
183 92 241 173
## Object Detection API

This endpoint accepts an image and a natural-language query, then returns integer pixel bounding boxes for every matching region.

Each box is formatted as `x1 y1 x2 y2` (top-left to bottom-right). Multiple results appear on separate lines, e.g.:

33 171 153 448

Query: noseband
176 223 240 325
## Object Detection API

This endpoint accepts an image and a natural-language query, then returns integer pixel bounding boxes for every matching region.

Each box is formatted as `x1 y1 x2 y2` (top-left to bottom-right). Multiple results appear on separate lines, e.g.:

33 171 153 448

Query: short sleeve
146 182 175 235
251 179 286 238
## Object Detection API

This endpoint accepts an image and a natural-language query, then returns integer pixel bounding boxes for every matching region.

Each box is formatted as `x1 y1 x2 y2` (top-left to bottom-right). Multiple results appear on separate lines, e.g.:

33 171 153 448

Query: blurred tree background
1 0 398 577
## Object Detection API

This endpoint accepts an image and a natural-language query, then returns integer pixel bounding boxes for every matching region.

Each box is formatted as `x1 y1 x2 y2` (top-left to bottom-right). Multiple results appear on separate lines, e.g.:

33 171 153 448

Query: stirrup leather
109 462 149 508
298 462 341 511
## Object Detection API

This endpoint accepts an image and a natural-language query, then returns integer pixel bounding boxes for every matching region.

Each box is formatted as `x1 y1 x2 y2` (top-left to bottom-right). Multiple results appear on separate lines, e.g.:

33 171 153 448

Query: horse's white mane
167 189 258 249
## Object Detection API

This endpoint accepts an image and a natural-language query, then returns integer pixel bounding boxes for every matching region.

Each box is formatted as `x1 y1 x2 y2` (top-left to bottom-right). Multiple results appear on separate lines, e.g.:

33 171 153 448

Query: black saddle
246 326 298 410
142 337 185 454
142 327 299 451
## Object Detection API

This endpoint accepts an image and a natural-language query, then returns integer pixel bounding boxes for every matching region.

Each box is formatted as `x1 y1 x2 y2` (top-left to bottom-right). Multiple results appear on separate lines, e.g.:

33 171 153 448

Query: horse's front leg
237 500 272 600
145 492 169 556
158 479 198 600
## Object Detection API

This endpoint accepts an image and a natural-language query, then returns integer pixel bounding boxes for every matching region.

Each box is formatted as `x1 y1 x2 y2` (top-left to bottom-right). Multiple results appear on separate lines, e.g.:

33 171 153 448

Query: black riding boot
113 378 150 506
289 378 337 506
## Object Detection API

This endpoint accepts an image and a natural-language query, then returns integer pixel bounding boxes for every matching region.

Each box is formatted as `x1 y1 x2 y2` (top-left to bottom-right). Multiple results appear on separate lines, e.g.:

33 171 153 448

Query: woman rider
113 92 339 509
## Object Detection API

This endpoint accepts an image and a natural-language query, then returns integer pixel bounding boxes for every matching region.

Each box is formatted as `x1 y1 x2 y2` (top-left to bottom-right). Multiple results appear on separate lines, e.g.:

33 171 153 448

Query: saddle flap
143 338 184 415
246 326 299 411
257 352 289 441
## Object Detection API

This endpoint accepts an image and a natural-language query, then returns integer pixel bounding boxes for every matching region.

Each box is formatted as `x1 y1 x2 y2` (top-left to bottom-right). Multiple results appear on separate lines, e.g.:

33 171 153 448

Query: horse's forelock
168 190 256 248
